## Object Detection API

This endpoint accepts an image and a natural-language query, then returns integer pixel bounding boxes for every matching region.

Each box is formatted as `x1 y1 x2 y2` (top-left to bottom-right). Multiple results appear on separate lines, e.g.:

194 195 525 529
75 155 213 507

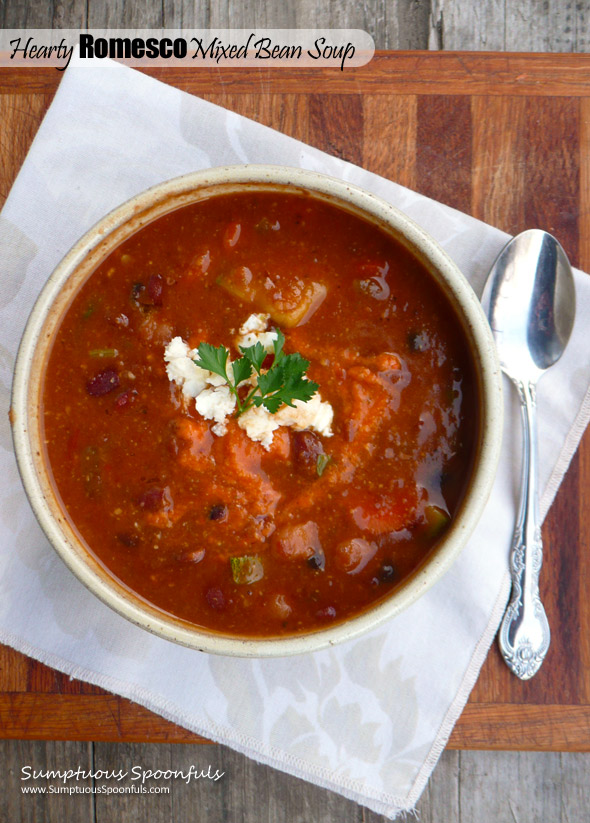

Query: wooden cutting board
1 52 589 751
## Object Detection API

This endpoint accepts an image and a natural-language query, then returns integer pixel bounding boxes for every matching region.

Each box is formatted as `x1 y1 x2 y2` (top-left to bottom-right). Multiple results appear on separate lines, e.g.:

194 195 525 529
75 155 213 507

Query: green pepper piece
230 555 264 585
316 453 332 477
422 505 451 540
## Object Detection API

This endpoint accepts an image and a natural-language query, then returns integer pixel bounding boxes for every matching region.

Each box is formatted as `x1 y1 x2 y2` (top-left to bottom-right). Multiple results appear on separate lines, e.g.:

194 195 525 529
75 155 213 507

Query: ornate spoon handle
498 378 550 679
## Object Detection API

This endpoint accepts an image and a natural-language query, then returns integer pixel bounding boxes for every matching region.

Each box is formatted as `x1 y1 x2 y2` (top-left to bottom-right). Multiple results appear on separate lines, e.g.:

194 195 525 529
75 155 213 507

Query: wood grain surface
1 52 589 754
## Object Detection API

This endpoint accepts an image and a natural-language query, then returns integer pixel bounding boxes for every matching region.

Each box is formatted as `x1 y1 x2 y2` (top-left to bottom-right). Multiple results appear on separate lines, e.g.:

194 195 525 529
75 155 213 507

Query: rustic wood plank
0 92 52 207
0 53 589 750
0 695 209 742
470 95 527 235
362 94 417 189
449 705 590 751
3 693 590 751
0 739 93 822
200 92 309 143
416 94 472 211
0 645 28 691
308 92 364 164
5 53 590 97
1 58 590 823
578 423 590 706
523 97 580 266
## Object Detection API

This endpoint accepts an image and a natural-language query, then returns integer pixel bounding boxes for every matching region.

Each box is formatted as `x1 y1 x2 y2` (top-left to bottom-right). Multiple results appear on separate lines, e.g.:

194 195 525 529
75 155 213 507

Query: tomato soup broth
42 190 477 637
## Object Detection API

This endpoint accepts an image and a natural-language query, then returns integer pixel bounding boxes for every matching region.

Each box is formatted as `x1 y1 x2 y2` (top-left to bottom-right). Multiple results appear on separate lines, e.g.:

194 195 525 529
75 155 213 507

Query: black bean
307 553 325 571
209 504 228 522
379 563 397 583
116 533 139 548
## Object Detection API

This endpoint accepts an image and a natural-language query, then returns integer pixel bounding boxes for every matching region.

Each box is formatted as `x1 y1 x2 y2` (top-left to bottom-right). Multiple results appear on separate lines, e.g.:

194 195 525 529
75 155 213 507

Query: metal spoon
482 230 576 679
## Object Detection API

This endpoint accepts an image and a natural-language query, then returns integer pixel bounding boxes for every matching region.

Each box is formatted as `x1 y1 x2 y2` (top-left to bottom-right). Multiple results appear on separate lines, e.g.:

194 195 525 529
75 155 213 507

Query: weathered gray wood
0 740 93 823
428 0 506 50
414 750 460 822
94 742 371 822
431 0 590 52
0 0 432 50
458 751 590 822
87 0 163 29
94 742 174 822
0 0 86 28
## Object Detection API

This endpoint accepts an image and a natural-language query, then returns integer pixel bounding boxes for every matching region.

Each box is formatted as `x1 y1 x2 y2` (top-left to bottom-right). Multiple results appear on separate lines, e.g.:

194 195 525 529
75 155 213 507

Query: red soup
42 190 477 637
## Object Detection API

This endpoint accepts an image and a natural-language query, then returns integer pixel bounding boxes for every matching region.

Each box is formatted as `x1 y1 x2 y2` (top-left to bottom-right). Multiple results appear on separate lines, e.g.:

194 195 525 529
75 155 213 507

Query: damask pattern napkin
1 55 590 818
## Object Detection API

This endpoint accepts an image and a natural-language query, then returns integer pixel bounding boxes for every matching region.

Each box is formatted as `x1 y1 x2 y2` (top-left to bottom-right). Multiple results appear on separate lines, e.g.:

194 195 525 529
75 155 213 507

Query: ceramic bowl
11 165 503 656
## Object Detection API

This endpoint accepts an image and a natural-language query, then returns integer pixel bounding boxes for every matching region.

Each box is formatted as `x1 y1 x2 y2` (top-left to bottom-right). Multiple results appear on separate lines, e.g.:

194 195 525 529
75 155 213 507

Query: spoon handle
498 378 550 679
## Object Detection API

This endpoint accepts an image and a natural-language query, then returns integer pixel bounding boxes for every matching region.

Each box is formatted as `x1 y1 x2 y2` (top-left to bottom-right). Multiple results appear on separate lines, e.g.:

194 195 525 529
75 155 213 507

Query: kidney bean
114 389 137 410
86 369 120 397
292 431 325 476
147 273 164 306
205 587 226 611
132 274 164 307
138 487 165 511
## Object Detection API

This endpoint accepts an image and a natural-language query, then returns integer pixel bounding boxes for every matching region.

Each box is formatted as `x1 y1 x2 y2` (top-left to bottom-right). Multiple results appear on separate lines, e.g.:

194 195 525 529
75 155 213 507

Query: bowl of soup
11 165 502 656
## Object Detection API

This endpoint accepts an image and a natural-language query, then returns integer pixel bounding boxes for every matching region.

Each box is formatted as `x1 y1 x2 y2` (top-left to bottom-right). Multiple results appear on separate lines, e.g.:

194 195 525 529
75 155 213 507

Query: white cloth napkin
1 55 589 819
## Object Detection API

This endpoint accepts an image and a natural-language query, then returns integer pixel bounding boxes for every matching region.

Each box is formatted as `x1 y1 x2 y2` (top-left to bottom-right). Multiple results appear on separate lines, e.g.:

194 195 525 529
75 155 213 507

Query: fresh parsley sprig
194 330 319 416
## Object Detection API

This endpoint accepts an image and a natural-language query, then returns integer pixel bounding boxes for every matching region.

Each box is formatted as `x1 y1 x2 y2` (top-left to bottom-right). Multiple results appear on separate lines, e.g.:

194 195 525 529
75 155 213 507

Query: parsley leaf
273 329 286 363
239 341 267 374
192 331 318 416
194 342 229 381
231 357 253 386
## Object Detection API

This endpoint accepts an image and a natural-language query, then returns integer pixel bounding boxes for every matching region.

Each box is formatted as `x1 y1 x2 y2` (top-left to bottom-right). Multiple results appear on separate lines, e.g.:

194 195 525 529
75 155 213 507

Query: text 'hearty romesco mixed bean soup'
42 189 477 637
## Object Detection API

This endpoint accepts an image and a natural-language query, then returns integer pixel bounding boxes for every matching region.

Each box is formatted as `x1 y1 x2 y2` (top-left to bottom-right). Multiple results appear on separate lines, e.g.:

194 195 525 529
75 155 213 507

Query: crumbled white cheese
164 324 334 449
275 394 334 437
237 405 282 449
237 394 333 449
236 312 278 353
164 337 209 398
195 386 236 436
165 336 236 431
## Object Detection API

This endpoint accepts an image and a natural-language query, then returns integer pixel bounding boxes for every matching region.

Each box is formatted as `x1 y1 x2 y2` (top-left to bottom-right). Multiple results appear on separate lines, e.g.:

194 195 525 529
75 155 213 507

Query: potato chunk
218 266 327 327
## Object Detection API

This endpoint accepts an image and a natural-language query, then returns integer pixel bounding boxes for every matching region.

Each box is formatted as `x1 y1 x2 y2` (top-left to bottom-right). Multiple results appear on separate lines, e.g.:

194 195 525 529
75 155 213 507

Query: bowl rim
11 163 503 657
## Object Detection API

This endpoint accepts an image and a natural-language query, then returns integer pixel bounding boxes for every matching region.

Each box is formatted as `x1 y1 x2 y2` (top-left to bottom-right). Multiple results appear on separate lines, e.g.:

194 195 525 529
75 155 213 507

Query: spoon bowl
486 230 575 378
483 229 575 679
